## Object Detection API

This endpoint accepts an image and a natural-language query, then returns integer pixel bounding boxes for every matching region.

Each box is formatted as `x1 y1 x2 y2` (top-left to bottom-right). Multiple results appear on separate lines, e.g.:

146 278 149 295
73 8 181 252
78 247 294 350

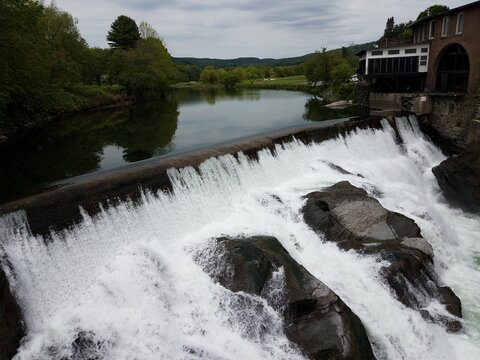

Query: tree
107 15 140 49
305 48 332 86
331 62 355 84
138 21 160 40
417 5 449 20
107 37 180 99
384 17 395 37
222 72 242 88
378 17 414 45
177 65 202 82
199 66 219 85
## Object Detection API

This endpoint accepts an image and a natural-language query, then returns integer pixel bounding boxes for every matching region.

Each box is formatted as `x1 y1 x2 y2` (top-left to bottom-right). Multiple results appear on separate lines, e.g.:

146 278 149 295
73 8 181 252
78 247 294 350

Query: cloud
55 0 469 58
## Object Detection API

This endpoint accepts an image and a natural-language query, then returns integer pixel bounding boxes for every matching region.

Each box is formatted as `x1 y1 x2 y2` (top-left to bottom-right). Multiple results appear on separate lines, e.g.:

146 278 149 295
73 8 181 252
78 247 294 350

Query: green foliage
177 65 202 82
108 38 180 99
222 72 242 88
378 17 414 44
331 63 355 84
199 66 220 85
81 47 110 85
417 5 449 20
0 3 177 129
332 83 356 100
305 48 332 86
173 55 312 68
384 17 395 37
0 1 98 122
107 15 140 49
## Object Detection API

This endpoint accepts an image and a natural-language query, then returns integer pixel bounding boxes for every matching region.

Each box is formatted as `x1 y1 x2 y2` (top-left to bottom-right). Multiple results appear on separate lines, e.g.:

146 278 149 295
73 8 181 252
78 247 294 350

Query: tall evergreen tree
107 15 140 49
384 17 395 37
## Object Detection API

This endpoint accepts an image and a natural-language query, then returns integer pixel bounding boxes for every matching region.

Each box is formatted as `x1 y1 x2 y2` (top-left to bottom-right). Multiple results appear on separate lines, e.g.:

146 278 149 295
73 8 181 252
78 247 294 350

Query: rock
325 101 352 109
69 330 112 360
301 181 462 332
196 236 376 360
432 141 480 213
400 237 434 257
0 267 24 360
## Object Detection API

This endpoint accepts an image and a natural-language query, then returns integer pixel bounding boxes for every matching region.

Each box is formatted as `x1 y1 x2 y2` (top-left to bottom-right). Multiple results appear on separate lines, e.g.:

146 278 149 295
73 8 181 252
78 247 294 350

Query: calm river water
0 88 358 203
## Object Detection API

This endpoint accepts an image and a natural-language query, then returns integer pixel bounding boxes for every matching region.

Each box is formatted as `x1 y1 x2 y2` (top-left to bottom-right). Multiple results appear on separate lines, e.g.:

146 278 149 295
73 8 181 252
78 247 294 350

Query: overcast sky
54 0 467 58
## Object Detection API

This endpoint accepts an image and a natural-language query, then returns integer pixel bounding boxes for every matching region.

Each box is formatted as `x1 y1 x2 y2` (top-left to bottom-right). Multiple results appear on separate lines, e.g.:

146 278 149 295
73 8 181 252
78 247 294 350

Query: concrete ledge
0 116 384 236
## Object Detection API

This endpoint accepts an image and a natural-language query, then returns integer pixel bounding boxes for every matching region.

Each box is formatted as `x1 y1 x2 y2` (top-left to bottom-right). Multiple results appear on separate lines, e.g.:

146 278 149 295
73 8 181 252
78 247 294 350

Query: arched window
436 44 469 92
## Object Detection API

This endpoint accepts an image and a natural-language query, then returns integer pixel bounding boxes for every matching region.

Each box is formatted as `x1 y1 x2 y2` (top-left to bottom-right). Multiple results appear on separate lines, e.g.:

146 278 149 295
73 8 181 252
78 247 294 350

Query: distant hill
172 54 313 68
172 42 375 68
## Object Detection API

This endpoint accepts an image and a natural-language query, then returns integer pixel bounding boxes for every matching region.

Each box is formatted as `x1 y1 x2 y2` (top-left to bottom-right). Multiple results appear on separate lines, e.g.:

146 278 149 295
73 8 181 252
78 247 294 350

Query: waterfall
1 116 479 359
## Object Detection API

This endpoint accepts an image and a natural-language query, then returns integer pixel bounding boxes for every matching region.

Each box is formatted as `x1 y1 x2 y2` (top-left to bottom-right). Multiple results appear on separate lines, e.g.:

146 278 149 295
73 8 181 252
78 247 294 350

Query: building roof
409 0 480 27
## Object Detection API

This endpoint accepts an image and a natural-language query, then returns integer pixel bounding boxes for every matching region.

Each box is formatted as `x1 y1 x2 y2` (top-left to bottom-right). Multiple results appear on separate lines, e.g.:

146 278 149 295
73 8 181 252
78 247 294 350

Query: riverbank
0 85 131 146
173 75 357 103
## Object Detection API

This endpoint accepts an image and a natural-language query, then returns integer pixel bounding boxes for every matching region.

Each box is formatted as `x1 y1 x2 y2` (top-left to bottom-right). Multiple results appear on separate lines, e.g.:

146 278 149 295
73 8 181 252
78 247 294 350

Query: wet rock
69 330 112 360
197 236 376 360
301 181 462 332
432 141 480 213
400 237 434 257
0 267 24 360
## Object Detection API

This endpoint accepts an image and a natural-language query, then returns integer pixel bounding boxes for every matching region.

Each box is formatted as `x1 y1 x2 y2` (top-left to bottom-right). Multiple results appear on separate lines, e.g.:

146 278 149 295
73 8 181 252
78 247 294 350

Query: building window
442 16 449 37
388 50 400 55
421 48 428 53
405 48 417 54
423 23 429 41
368 56 419 75
429 20 436 39
371 50 383 56
456 13 464 34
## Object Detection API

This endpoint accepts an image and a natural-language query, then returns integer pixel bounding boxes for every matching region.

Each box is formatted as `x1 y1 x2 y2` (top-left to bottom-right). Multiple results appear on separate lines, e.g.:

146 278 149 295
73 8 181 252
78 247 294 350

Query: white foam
1 117 479 359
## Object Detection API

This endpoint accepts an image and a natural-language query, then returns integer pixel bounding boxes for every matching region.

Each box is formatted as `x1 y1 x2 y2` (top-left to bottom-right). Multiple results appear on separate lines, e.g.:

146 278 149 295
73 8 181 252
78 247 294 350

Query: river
0 88 358 204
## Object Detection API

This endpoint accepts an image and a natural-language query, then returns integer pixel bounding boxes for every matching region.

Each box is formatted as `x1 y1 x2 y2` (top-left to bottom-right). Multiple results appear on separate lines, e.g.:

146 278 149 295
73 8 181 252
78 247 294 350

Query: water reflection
173 87 261 105
0 99 178 202
1 88 359 203
303 97 359 121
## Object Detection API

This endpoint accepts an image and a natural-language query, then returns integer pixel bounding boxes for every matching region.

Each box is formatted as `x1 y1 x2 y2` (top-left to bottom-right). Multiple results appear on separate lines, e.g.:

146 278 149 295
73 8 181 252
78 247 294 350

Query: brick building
412 1 480 93
358 1 480 94
356 1 480 149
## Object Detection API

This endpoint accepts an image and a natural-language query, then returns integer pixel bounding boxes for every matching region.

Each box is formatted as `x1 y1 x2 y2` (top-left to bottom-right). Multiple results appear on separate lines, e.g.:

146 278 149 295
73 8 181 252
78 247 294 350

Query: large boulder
301 181 462 332
0 268 24 360
432 141 480 213
196 236 376 360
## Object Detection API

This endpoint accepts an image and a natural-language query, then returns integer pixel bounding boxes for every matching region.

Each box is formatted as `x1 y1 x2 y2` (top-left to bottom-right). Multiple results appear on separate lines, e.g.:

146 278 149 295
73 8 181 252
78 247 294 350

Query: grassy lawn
242 75 308 86
172 75 315 92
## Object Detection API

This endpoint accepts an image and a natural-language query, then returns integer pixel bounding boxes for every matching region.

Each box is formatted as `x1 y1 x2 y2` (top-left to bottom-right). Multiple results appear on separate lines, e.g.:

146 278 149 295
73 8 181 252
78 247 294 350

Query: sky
53 0 468 59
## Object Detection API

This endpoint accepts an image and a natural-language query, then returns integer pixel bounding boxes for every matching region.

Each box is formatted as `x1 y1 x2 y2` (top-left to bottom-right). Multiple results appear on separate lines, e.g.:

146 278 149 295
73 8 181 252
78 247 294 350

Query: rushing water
1 117 479 359
0 88 358 203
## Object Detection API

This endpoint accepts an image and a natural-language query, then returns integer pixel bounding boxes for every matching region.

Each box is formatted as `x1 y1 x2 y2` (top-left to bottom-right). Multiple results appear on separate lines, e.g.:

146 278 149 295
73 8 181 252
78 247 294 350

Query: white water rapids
1 117 479 359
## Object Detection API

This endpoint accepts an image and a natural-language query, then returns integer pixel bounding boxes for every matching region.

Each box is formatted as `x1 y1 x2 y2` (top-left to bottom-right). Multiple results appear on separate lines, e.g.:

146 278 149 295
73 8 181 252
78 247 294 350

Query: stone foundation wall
429 93 480 148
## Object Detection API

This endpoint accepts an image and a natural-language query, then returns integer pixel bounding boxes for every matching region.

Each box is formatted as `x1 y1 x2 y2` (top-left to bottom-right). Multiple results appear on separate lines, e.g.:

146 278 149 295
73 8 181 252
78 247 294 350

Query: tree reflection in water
303 96 359 122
